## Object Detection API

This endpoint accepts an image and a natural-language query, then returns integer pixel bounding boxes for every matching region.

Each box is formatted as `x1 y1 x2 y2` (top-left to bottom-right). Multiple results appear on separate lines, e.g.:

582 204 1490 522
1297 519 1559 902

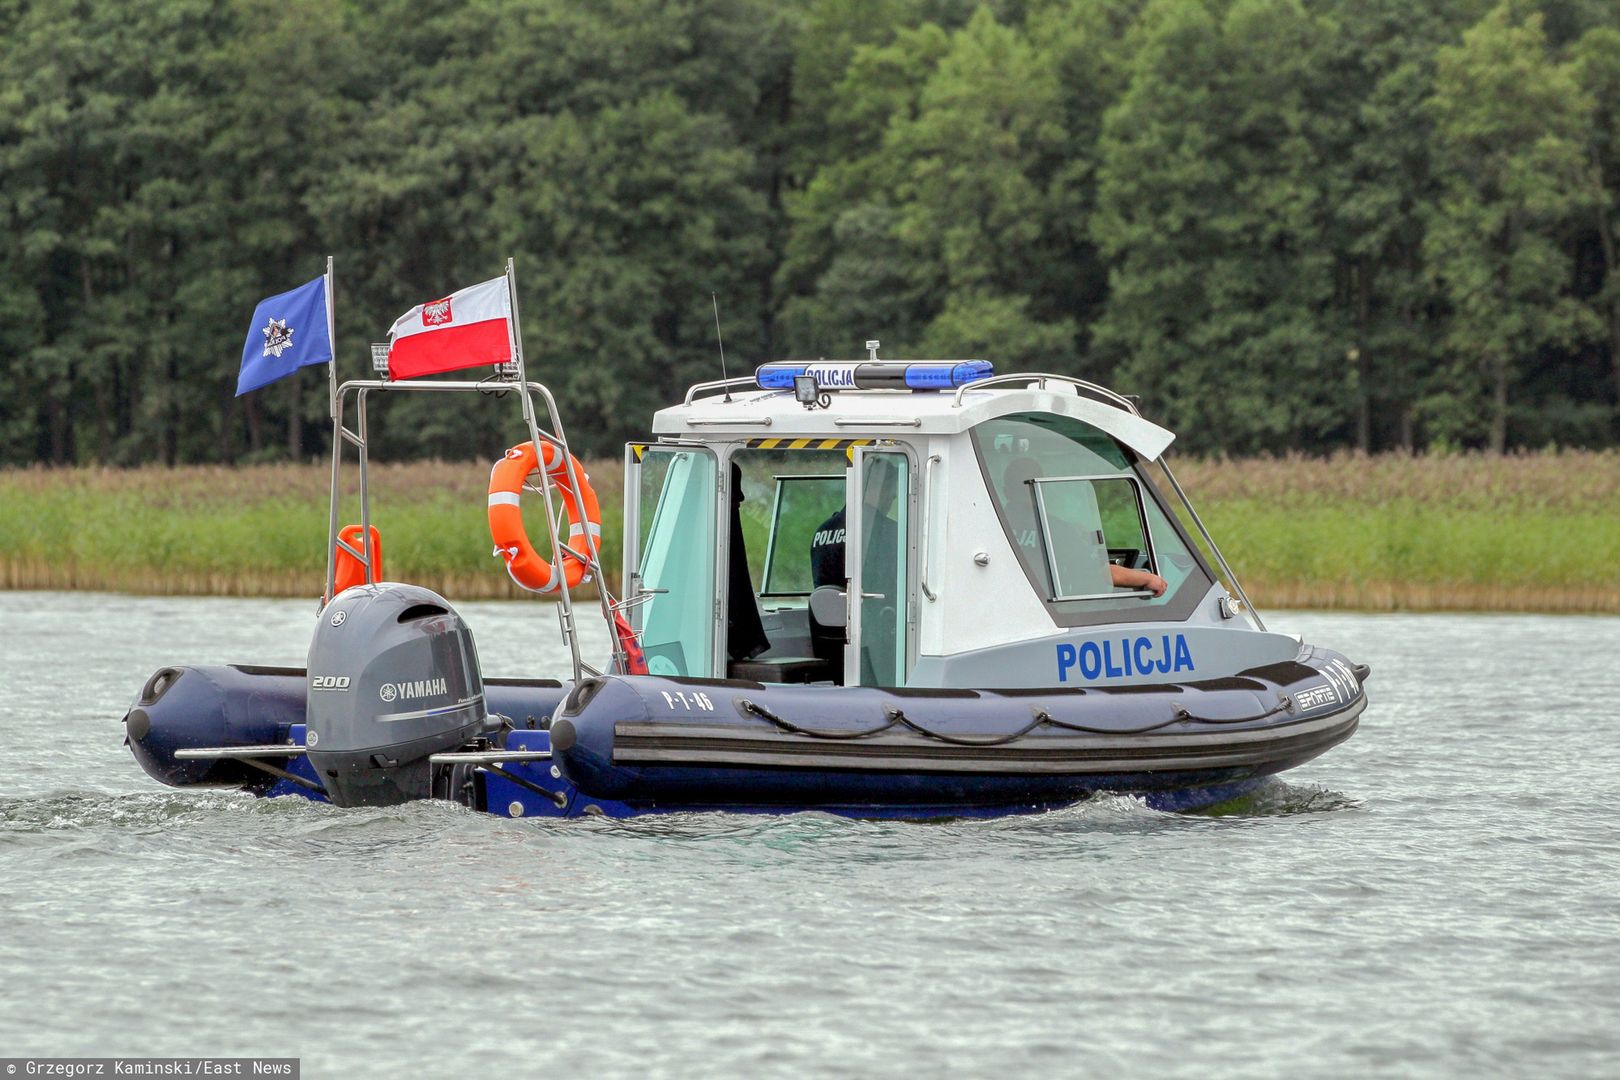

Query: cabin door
846 448 911 687
623 443 721 677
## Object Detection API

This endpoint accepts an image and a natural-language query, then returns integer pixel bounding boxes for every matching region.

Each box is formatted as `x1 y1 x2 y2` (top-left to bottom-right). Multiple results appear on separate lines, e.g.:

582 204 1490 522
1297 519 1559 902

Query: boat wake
1193 779 1362 817
0 776 1357 853
0 790 263 836
0 788 488 850
973 781 1360 830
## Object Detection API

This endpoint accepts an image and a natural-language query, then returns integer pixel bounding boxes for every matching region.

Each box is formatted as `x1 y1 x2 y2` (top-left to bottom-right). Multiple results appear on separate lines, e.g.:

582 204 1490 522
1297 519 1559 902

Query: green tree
2 0 1618 467
1026 0 1147 374
780 7 1078 367
891 8 1076 366
1571 24 1620 421
290 0 791 458
1091 0 1345 453
1424 3 1598 451
0 0 244 466
204 0 367 463
776 21 953 355
1311 0 1484 451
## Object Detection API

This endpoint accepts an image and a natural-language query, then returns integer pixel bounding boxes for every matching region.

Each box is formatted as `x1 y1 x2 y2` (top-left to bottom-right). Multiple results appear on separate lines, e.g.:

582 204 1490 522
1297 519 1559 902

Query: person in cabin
809 463 900 592
998 457 1168 597
726 462 770 662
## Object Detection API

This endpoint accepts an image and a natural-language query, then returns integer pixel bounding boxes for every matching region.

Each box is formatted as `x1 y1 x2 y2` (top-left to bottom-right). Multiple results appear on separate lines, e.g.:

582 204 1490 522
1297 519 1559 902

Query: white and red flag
387 276 513 379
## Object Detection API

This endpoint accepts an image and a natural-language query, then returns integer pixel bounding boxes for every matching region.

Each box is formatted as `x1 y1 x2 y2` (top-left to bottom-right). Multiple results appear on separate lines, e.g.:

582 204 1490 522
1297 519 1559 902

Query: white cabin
621 362 1294 690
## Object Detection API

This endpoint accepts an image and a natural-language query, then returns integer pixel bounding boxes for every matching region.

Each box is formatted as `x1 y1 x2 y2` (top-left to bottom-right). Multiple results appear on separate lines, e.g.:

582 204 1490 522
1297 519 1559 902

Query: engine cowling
305 583 487 807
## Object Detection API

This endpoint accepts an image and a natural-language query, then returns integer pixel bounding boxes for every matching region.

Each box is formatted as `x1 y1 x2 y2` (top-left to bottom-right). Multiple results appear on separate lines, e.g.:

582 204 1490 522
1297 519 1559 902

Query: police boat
125 340 1368 818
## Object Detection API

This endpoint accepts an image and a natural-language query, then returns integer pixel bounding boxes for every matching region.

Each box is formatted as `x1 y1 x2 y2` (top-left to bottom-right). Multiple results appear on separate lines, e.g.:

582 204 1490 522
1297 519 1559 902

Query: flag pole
322 255 341 602
505 257 522 380
324 255 338 418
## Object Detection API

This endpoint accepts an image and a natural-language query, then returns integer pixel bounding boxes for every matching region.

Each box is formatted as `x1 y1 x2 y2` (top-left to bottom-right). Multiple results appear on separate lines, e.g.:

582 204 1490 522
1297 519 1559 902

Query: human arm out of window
1110 564 1167 597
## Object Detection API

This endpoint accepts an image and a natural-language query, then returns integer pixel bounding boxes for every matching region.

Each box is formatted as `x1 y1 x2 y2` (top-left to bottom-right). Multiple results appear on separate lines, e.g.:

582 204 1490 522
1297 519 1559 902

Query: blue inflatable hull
547 650 1364 814
125 650 1363 818
124 665 569 804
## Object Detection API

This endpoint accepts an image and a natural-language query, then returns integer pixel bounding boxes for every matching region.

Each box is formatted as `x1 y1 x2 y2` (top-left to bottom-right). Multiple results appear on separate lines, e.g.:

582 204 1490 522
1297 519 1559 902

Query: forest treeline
2 0 1617 464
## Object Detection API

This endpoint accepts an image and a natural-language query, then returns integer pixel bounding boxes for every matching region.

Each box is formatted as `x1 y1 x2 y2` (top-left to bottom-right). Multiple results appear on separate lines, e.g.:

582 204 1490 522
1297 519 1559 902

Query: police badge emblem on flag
236 274 333 396
261 317 295 358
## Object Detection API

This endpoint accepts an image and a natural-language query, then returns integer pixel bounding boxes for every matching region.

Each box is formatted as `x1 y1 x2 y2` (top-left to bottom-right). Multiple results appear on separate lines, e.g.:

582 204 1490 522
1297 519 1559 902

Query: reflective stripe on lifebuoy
487 441 602 594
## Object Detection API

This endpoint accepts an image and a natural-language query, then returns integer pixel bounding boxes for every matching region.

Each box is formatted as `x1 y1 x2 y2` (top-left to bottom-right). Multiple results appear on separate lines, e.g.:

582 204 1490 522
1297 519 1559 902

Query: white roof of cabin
652 377 1177 461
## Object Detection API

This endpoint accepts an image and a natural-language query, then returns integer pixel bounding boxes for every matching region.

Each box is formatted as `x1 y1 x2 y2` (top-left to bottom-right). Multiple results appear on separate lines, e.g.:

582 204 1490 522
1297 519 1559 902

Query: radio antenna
712 293 732 402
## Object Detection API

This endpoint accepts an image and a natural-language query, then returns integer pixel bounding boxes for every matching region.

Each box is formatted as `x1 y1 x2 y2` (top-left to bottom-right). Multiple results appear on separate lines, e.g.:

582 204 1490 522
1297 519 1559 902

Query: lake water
1 591 1617 1078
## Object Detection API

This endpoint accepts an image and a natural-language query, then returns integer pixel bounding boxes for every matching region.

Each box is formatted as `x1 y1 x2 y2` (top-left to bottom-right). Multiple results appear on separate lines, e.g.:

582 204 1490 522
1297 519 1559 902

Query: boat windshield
971 412 1213 623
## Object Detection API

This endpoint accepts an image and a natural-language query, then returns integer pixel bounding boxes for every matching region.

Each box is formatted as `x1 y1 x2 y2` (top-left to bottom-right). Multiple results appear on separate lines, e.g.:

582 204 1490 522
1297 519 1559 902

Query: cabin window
759 473 846 598
1028 475 1156 600
634 447 718 676
972 413 1213 622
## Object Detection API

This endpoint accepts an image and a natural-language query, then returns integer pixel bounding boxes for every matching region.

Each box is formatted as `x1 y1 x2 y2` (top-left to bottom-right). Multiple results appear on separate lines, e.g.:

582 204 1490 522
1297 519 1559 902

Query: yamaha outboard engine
306 583 487 807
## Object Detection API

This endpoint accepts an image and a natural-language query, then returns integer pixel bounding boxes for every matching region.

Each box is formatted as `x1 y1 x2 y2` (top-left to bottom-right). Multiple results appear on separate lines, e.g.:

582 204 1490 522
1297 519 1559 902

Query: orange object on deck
613 611 649 675
332 524 383 597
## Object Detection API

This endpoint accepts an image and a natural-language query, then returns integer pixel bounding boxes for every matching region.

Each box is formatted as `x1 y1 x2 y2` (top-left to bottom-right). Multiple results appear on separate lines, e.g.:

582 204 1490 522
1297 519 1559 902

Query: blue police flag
235 274 333 396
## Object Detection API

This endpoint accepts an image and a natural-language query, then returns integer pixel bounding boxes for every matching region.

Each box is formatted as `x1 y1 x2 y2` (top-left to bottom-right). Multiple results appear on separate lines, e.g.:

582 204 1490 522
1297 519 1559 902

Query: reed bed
0 460 624 601
2 451 1616 612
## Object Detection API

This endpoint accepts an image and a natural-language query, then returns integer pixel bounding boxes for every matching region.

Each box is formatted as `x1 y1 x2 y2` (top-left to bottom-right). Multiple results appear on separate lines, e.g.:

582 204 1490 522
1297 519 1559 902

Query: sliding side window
1029 475 1157 601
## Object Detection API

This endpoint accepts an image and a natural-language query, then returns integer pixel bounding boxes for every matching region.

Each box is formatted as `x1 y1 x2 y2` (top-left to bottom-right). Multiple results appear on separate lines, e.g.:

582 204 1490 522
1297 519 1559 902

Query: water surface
1 592 1616 1077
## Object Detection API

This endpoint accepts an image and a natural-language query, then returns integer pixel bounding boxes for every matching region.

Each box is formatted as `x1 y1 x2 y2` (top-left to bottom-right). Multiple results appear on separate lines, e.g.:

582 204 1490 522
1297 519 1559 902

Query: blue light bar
755 360 994 392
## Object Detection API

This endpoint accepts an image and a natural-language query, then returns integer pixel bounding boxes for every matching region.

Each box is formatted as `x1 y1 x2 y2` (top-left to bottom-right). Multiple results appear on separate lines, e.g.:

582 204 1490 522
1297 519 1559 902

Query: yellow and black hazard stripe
743 437 874 451
629 437 876 463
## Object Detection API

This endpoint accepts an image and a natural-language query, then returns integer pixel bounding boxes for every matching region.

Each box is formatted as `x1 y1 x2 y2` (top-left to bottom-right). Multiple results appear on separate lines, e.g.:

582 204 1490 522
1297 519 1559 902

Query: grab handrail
919 454 941 602
951 372 1141 415
683 376 759 406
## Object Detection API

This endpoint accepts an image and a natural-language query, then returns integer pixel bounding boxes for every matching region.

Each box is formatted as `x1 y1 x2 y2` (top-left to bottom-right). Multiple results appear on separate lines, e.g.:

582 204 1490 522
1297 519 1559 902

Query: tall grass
2 451 1616 612
1164 451 1620 612
0 460 623 600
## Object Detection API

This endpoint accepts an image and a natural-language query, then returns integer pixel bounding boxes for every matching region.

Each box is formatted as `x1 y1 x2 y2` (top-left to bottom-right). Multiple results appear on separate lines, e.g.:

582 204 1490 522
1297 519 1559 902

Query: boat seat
727 656 833 684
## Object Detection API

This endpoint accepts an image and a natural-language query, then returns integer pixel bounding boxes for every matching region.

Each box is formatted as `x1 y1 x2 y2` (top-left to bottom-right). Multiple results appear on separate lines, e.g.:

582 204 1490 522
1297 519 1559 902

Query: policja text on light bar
755 360 994 392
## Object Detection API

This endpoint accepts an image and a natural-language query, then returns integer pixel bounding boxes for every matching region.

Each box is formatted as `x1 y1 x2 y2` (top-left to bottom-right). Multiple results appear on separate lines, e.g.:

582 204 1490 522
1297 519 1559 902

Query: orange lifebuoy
487 440 602 594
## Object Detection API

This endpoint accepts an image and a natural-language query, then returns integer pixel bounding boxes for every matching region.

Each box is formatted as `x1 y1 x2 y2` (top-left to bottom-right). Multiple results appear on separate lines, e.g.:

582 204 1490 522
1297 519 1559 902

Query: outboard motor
305 583 488 807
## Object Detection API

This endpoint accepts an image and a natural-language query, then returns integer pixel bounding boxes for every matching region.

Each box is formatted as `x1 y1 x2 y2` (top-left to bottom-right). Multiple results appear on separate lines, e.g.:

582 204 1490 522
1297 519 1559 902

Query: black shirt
810 507 899 594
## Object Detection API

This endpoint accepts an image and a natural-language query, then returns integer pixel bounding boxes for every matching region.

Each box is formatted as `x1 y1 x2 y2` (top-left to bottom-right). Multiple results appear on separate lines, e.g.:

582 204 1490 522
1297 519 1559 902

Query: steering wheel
1108 547 1146 570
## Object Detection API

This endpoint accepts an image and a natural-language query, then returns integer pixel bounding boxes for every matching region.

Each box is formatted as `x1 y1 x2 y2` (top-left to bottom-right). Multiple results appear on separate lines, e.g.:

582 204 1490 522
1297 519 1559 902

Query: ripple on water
3 599 1620 1078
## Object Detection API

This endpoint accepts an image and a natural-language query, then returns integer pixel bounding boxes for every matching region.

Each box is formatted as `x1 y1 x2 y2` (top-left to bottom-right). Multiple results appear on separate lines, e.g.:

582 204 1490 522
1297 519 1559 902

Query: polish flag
387 276 513 379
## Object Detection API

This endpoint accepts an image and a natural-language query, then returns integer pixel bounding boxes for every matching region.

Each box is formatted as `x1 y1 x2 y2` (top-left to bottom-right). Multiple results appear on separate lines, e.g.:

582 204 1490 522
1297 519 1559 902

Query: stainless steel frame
321 258 624 681
1155 461 1265 630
